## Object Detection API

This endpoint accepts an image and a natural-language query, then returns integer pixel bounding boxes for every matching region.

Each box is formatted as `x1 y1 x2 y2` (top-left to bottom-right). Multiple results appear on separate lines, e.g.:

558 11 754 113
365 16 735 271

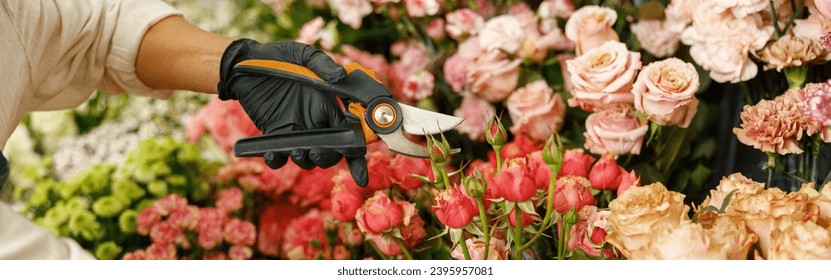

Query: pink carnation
224 218 257 246
154 194 188 216
229 245 254 260
186 99 260 154
401 71 435 101
136 205 162 235
804 81 831 126
150 221 183 245
167 205 200 231
404 0 441 17
216 187 245 213
445 8 484 40
297 16 325 45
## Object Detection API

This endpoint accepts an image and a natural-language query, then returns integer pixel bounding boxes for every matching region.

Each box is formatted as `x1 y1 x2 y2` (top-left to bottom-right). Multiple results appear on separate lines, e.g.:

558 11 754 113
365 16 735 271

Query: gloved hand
217 39 362 175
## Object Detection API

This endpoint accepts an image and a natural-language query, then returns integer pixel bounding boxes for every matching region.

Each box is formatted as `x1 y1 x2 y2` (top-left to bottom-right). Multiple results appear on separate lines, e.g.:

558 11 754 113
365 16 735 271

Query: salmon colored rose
564 6 620 55
432 185 479 228
355 191 412 234
583 106 649 156
451 237 511 260
632 58 700 128
552 175 596 214
566 41 642 112
490 158 536 202
558 148 595 178
466 51 522 102
588 153 622 190
507 80 567 142
331 170 369 222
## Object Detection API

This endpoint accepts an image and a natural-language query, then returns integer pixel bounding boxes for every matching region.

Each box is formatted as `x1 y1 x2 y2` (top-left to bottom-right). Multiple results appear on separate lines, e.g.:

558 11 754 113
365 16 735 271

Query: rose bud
331 170 369 222
355 191 406 234
485 117 508 147
490 158 537 202
463 171 487 199
558 148 595 178
552 175 596 214
616 170 641 197
427 134 451 164
542 134 563 168
588 153 623 190
390 154 433 190
432 185 479 228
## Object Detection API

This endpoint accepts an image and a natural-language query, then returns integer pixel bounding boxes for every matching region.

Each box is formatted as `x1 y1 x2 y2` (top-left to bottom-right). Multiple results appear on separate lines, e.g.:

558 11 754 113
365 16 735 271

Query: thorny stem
477 199 491 260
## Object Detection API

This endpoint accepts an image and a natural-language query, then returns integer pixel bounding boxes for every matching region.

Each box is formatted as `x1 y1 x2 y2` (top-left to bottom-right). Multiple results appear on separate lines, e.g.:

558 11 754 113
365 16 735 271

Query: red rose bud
616 169 640 197
542 134 563 167
558 149 595 178
355 191 405 234
485 117 507 147
390 154 433 190
552 176 596 214
463 171 486 199
491 158 536 202
508 209 539 227
432 185 479 228
588 153 623 190
331 170 369 222
427 134 451 164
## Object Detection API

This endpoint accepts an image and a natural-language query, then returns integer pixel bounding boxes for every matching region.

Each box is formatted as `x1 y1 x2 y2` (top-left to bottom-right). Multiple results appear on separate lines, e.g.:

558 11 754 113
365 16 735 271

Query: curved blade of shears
399 103 464 135
377 127 461 158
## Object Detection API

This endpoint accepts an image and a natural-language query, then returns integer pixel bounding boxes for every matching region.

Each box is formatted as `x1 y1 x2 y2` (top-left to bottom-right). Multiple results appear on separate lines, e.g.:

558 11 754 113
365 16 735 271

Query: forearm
136 16 236 94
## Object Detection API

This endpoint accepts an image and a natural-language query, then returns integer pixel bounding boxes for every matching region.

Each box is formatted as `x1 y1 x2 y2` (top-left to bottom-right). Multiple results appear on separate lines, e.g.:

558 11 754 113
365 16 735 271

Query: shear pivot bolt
373 104 395 127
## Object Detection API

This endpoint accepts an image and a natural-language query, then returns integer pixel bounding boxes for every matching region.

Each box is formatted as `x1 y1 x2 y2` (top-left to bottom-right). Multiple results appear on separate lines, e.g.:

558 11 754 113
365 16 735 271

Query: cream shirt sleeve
0 0 182 259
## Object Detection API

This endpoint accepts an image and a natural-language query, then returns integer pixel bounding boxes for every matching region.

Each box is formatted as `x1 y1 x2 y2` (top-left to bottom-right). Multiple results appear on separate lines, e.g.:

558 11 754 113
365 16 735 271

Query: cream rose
705 215 758 260
702 172 765 210
607 182 690 258
583 106 648 156
566 41 642 112
632 58 700 128
768 221 831 260
507 80 567 142
632 222 727 260
729 187 820 255
466 51 522 102
565 5 620 55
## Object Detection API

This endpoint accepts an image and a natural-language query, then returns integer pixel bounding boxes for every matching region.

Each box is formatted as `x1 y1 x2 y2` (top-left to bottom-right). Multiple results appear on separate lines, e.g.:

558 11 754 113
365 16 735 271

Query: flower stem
477 199 491 260
519 167 560 252
769 0 783 37
395 237 414 260
812 137 822 183
766 153 777 187
494 146 504 176
512 207 523 260
369 241 389 260
459 237 472 260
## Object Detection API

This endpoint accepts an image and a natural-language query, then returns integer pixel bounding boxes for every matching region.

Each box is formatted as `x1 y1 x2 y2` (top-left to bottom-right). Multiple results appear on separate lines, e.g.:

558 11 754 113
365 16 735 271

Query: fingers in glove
346 156 369 187
263 151 288 169
308 147 343 168
290 149 315 170
260 42 345 84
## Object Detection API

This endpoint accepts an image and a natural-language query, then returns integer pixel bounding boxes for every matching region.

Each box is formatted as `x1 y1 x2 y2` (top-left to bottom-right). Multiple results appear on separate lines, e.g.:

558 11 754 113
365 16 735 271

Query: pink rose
290 166 340 207
355 191 407 234
338 222 364 247
490 158 537 202
507 80 567 142
588 153 623 191
552 175 596 214
329 0 373 29
466 51 522 102
137 205 162 235
390 154 433 190
432 185 479 228
633 58 700 128
150 221 182 245
297 17 325 45
566 41 642 112
186 100 259 155
478 15 525 54
228 245 253 260
223 218 257 246
365 151 394 190
558 53 576 94
331 171 369 222
443 52 468 93
565 6 620 55
401 71 435 101
426 18 446 40
558 148 595 178
404 0 441 17
365 208 426 256
583 106 649 156
454 95 496 141
445 8 484 40
616 170 641 197
216 187 244 213
451 237 510 260
339 45 391 84
567 206 618 258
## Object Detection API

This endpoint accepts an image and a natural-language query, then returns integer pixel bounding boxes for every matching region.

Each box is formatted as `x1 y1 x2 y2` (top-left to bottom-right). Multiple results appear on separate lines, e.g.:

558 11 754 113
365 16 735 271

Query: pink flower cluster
124 194 257 260
186 99 260 155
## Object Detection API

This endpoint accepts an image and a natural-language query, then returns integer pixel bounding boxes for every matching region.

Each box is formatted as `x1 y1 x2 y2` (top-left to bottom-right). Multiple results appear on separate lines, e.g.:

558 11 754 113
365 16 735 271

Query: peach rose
451 237 510 260
478 15 525 55
432 185 479 229
454 95 495 141
799 183 831 227
631 20 684 58
558 148 595 178
564 6 620 55
490 158 536 202
768 221 831 260
606 182 690 258
633 222 727 260
566 41 642 112
704 215 758 260
552 175 596 214
632 58 700 128
466 51 522 102
506 80 567 142
355 191 408 234
702 172 765 210
583 106 649 156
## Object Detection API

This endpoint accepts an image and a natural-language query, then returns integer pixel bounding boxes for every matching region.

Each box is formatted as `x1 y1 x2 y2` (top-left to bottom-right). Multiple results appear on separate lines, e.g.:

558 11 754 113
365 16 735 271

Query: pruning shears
231 59 463 187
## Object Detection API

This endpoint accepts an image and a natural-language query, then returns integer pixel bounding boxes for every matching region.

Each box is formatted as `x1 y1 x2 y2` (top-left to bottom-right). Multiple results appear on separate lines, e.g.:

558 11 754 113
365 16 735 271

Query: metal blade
378 127 461 158
399 103 464 135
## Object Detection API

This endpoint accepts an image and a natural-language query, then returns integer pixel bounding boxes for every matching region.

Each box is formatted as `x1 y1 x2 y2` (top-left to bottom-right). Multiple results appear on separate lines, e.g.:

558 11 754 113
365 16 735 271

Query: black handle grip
233 124 369 187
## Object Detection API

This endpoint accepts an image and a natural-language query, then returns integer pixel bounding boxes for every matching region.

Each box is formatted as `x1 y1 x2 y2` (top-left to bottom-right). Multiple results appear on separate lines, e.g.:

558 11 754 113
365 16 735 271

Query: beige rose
566 41 642 112
705 215 758 260
768 221 831 260
799 183 831 227
632 222 727 260
701 173 765 210
507 80 567 142
730 187 820 255
631 20 684 58
564 5 620 55
466 51 522 102
756 34 827 71
607 182 690 258
632 58 700 128
583 106 649 156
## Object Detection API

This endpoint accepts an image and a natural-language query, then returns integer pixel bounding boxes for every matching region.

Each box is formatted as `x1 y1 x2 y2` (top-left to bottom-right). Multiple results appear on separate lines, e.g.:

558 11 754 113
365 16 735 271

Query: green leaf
517 201 537 215
689 164 712 196
671 169 691 194
464 223 485 237
719 189 740 213
691 139 717 160
502 201 516 215
449 228 464 245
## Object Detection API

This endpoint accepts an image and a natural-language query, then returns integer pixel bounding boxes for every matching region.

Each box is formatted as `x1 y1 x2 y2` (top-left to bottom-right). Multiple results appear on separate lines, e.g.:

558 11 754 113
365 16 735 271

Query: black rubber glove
217 39 361 174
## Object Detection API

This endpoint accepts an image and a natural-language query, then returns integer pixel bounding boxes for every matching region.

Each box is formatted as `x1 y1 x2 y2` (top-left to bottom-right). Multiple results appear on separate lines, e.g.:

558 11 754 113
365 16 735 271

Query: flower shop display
5 0 831 260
